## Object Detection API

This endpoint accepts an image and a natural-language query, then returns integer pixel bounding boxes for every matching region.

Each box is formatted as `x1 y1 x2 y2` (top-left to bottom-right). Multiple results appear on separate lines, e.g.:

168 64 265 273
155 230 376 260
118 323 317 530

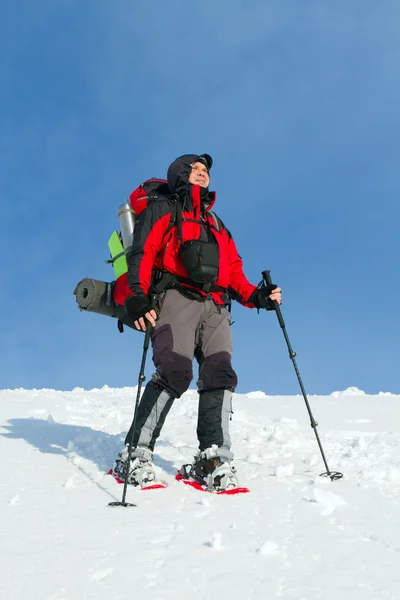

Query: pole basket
320 471 343 481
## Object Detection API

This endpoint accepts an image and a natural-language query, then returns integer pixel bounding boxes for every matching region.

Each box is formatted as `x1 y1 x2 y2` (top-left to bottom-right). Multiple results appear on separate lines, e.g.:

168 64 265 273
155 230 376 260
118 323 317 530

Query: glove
124 293 151 321
249 284 277 311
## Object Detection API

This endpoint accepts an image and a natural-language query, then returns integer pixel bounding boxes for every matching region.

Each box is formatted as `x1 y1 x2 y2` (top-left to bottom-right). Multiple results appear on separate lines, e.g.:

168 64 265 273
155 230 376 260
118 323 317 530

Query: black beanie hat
196 154 213 171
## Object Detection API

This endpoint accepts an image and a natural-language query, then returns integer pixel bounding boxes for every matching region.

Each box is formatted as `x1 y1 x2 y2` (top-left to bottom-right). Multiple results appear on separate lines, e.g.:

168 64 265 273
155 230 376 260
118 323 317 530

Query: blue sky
1 1 399 395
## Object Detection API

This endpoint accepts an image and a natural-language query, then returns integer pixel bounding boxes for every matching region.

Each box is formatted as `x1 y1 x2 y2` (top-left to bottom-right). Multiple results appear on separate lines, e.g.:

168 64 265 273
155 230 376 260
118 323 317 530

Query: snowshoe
112 445 157 488
179 447 243 493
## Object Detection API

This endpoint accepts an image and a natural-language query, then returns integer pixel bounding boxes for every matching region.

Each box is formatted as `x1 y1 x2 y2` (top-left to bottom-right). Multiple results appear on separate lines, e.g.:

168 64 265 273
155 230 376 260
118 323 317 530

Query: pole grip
261 269 285 328
262 270 273 286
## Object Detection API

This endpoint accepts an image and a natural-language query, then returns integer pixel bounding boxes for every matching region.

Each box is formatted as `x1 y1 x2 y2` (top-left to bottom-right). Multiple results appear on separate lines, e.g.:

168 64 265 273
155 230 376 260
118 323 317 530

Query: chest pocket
178 237 219 283
176 207 220 284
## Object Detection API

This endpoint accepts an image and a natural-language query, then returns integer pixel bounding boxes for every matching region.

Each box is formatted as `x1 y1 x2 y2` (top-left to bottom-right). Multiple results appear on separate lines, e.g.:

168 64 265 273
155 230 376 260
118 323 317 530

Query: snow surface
1 386 400 600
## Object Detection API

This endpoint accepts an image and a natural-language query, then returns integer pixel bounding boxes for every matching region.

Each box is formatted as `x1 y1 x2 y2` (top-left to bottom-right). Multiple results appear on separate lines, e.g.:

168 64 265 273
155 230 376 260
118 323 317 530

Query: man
112 154 281 491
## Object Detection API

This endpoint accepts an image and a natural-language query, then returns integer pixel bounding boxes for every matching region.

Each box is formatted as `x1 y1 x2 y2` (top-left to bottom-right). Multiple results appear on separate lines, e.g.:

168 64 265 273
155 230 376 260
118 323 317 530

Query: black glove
124 293 151 321
249 284 277 311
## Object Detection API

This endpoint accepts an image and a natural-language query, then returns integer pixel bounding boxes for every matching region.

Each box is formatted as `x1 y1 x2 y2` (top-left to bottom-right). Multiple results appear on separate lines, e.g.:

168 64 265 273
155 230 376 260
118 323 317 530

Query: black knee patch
152 324 193 397
198 351 238 391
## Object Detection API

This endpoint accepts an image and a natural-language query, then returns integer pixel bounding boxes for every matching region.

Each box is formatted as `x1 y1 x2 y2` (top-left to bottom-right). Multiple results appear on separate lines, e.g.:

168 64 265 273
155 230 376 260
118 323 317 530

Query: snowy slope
1 386 400 600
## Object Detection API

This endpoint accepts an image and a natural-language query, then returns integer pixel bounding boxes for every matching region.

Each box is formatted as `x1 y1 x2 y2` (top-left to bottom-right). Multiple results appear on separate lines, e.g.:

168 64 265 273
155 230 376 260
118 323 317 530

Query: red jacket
114 155 257 308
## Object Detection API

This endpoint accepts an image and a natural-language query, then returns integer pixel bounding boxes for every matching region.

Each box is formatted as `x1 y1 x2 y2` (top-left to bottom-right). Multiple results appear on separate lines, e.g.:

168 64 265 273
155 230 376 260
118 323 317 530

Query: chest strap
173 275 226 294
151 271 226 295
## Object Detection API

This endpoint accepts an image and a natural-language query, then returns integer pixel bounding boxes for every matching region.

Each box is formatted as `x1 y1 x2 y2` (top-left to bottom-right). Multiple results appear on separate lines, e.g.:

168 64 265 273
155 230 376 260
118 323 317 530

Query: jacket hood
167 154 215 210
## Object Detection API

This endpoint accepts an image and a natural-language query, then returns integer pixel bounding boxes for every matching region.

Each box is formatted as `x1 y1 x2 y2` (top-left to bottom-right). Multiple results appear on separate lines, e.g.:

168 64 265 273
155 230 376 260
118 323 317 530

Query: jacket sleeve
225 228 258 308
127 200 173 296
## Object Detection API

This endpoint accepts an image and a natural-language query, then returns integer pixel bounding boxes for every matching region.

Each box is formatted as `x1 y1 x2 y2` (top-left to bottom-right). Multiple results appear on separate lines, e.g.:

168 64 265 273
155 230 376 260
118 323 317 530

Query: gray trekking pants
125 289 237 459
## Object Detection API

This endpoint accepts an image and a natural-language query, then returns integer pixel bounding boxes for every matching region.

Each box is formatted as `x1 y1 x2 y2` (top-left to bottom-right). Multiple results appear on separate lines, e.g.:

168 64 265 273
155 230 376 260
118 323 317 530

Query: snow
1 386 400 600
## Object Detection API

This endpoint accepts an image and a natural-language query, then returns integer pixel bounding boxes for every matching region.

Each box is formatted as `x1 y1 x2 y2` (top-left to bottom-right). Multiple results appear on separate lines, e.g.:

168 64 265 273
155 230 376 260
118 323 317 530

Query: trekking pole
109 294 158 507
260 270 343 482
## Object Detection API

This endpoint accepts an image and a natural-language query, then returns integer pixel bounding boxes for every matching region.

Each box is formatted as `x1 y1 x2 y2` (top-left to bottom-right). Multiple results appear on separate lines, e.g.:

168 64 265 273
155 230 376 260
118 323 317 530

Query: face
188 161 210 188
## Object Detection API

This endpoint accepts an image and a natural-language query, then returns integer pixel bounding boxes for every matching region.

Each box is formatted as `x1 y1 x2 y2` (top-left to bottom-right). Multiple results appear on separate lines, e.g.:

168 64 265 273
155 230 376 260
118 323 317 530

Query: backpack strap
164 194 183 242
208 210 220 231
176 203 183 242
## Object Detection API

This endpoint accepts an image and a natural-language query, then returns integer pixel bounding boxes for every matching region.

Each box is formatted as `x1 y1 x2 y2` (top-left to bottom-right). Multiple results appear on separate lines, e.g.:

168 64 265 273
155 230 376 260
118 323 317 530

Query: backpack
129 178 170 217
107 178 172 279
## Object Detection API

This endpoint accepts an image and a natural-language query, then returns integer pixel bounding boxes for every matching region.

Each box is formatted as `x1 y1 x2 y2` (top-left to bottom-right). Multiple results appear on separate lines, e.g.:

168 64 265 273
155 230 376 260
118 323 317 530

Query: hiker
112 154 281 490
